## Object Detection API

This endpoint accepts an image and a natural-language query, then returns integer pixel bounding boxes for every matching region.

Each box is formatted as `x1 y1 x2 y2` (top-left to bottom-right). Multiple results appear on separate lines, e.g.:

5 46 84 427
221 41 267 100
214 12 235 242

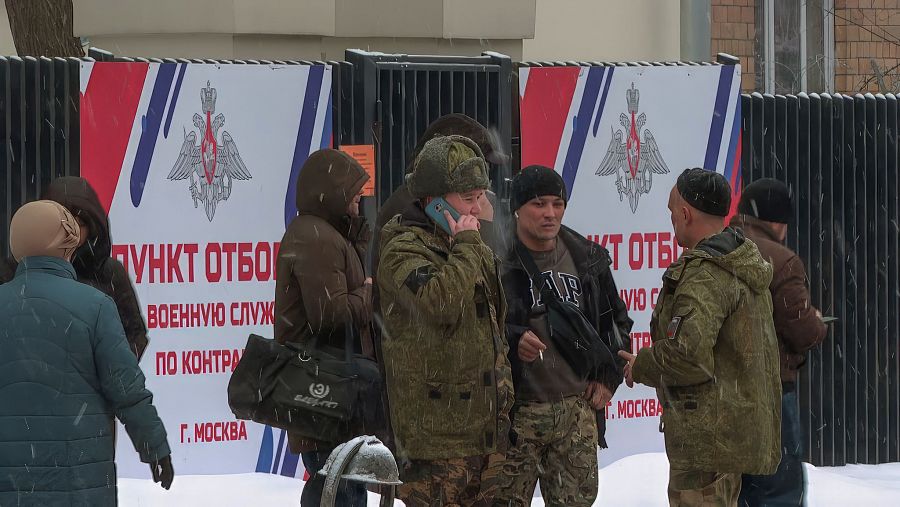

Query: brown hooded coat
274 149 373 453
730 215 828 382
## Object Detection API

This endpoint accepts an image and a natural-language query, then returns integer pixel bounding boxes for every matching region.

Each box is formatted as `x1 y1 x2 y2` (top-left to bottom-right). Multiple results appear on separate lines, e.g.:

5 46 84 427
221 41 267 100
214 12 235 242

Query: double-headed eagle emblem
595 83 669 213
168 81 252 221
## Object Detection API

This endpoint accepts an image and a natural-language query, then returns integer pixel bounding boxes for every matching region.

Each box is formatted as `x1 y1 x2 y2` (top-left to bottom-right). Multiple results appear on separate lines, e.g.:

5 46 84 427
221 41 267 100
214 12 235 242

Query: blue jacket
0 257 170 506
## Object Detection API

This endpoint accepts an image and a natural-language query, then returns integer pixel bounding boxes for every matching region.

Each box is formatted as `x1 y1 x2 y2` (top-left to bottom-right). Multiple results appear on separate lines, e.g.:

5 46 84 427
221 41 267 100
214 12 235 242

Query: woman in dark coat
0 177 149 358
0 200 172 505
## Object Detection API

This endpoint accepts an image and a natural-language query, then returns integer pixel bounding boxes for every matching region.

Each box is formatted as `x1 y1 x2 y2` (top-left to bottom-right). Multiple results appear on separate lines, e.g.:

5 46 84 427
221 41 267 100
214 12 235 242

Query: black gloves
150 455 174 490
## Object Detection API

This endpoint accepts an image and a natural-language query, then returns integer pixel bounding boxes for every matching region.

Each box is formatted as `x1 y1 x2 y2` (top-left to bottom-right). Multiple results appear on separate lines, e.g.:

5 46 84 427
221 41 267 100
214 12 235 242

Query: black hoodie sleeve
596 263 634 394
104 259 150 359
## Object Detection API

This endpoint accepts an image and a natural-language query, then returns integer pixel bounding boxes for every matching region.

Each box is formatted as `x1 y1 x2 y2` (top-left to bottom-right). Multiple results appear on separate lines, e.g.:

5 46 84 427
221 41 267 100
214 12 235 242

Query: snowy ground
119 452 900 506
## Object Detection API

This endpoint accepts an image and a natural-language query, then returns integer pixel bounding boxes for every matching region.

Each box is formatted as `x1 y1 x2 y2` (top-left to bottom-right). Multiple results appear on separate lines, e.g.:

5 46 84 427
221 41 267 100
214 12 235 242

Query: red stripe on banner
725 135 743 222
520 67 580 169
80 62 150 214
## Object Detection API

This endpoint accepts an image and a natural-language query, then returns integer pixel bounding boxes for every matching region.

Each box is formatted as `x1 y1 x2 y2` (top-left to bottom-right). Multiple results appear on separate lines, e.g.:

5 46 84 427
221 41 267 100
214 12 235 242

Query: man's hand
584 381 613 410
477 193 495 222
445 211 480 236
364 277 373 285
518 330 547 362
618 350 636 388
150 455 174 490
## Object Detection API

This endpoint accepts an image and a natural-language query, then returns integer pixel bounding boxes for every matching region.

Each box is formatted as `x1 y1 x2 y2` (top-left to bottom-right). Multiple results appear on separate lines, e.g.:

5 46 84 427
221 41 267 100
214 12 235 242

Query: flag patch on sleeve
667 316 683 339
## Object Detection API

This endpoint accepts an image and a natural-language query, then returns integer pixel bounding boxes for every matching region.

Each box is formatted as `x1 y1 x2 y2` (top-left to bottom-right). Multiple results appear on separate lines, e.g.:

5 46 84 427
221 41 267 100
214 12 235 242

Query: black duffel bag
515 241 622 381
228 330 383 444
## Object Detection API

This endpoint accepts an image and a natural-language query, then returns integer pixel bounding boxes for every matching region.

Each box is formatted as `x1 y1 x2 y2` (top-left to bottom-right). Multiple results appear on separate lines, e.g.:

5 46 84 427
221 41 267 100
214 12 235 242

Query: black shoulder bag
227 327 383 444
515 240 619 381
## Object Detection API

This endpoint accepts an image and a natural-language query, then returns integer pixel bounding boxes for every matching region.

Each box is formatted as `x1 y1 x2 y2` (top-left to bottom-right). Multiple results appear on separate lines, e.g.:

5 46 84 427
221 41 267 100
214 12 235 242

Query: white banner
80 61 333 477
519 64 743 466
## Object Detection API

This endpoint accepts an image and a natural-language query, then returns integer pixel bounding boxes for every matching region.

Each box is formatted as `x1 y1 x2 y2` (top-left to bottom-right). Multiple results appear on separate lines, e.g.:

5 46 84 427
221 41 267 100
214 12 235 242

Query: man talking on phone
377 135 514 506
491 166 632 506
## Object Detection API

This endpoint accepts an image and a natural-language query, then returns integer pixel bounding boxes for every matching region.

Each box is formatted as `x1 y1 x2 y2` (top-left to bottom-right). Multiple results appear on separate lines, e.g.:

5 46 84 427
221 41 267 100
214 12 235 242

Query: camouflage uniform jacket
633 228 782 475
377 203 515 461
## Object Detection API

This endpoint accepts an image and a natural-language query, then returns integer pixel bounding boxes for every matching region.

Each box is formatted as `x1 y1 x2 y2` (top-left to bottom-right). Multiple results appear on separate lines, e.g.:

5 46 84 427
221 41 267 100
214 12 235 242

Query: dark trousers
300 450 368 507
740 384 806 506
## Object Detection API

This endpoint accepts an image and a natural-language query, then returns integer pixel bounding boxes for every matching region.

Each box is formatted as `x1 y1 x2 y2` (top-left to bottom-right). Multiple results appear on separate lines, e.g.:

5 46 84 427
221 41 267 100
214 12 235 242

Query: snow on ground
119 452 900 506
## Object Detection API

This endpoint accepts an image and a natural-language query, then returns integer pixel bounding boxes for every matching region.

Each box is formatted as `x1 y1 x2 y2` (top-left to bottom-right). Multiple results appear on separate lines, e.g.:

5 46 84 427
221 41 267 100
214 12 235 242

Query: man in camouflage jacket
377 135 515 507
620 169 782 507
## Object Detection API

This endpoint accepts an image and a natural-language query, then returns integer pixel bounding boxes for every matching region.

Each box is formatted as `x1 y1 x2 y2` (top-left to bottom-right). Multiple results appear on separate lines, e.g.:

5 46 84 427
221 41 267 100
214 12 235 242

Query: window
756 0 833 93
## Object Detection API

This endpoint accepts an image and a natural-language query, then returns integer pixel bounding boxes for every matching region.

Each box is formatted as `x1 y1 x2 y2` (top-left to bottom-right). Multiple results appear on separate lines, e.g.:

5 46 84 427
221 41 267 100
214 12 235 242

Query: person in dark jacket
0 200 172 506
275 149 373 507
492 166 633 506
731 178 828 506
0 177 149 359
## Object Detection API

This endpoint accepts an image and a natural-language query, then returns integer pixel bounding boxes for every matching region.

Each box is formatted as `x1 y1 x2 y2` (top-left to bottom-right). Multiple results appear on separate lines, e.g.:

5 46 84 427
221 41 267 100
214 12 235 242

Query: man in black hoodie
493 166 632 506
0 177 149 358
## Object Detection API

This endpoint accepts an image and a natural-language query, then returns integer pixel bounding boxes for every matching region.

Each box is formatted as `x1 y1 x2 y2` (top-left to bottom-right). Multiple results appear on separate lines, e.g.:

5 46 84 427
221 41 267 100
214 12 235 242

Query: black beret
510 165 568 213
676 168 732 217
738 178 793 224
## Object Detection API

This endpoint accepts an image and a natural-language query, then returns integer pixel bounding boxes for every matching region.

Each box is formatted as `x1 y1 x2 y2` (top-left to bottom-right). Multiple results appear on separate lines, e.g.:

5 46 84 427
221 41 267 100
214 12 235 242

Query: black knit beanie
510 165 567 213
738 178 793 224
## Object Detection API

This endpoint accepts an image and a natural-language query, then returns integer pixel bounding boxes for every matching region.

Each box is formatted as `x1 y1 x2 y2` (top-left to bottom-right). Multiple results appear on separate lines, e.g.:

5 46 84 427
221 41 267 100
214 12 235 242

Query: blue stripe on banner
130 63 178 207
163 63 188 139
320 90 333 149
280 449 301 477
723 96 742 182
271 429 287 474
703 66 735 171
561 66 607 196
255 425 275 473
284 65 326 228
592 68 612 137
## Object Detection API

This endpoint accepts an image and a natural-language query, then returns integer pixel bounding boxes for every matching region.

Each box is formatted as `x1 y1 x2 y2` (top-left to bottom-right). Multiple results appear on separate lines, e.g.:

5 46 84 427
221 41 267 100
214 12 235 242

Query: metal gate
344 50 513 207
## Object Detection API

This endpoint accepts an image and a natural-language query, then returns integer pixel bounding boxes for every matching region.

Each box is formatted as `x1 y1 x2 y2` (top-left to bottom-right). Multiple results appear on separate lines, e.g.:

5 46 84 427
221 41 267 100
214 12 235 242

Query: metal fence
0 56 80 256
1 48 897 467
741 92 900 466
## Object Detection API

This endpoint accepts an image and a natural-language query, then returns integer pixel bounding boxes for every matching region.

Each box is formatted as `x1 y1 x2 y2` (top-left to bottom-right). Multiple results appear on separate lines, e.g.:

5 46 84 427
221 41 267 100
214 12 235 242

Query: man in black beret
619 168 783 505
730 178 827 506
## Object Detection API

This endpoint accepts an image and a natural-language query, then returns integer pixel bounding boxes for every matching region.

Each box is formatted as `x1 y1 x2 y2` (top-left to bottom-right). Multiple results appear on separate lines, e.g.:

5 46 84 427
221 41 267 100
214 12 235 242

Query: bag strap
514 240 561 305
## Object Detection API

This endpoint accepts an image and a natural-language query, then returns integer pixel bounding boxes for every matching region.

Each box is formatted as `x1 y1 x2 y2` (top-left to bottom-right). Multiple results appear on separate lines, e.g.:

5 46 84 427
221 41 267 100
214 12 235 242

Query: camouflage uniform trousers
491 396 598 507
397 453 504 507
668 468 741 507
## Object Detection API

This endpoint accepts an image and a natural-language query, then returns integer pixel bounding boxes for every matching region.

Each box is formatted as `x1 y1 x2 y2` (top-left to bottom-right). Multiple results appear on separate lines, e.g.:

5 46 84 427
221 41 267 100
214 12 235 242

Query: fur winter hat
406 135 491 198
